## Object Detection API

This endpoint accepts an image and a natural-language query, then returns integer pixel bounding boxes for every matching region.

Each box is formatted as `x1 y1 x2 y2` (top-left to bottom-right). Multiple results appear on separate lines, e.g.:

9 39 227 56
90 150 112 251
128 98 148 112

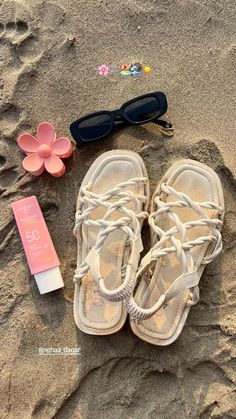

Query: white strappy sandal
127 160 224 345
73 150 149 335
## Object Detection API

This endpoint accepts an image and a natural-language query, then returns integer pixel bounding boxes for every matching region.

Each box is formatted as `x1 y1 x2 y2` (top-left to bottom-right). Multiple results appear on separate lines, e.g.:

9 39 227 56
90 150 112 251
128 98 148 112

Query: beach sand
0 0 235 418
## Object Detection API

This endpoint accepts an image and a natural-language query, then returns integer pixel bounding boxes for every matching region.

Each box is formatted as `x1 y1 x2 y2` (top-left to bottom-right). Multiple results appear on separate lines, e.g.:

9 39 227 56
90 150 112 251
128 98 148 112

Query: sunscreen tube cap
34 267 64 294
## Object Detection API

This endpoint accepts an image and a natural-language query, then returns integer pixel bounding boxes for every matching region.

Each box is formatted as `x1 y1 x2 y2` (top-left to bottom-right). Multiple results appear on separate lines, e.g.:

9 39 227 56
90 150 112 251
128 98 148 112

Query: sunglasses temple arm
154 118 172 129
114 118 172 128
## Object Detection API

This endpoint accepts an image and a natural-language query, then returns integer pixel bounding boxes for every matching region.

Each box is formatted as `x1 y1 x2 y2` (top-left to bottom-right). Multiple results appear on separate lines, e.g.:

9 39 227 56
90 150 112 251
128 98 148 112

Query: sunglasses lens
77 113 112 141
124 96 161 123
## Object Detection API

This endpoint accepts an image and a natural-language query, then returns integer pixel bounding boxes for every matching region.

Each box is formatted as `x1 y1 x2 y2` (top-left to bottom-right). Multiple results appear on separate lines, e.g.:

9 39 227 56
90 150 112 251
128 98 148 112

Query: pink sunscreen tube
11 196 64 294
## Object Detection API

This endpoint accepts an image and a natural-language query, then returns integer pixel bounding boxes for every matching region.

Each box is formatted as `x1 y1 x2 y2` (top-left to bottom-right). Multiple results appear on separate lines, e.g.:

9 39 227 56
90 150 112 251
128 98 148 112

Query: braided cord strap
86 233 143 302
126 183 223 320
73 177 148 302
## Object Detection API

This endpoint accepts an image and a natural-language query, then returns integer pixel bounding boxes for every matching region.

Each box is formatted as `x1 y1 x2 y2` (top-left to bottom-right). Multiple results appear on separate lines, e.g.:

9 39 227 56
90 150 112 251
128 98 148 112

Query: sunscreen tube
11 196 64 294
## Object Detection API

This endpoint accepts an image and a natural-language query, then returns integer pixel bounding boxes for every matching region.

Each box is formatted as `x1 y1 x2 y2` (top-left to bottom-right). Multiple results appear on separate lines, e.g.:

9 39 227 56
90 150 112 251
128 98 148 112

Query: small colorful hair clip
120 64 129 70
143 65 152 74
18 122 73 177
130 62 142 71
98 64 109 75
120 64 131 76
129 62 143 76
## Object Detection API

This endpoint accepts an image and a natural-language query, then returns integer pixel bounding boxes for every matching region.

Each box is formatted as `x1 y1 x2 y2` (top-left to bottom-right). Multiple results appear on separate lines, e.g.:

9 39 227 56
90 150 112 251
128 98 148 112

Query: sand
0 0 236 418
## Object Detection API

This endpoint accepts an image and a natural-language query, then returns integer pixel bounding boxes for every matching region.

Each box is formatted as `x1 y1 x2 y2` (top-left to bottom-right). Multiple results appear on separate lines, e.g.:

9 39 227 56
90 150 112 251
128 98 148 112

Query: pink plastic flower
18 122 73 177
98 64 109 76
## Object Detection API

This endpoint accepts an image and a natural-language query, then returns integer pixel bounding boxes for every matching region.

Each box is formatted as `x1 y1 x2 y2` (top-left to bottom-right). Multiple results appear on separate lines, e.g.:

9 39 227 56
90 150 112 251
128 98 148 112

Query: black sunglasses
70 91 172 147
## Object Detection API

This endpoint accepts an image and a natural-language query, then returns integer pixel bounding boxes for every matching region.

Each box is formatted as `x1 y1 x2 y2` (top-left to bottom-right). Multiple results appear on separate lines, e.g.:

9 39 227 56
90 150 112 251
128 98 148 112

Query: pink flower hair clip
97 64 109 76
18 122 73 177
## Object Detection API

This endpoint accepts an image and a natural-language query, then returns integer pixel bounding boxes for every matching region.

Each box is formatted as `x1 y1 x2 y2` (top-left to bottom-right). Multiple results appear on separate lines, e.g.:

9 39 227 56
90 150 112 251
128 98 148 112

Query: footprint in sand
0 101 22 135
0 17 43 66
0 140 19 194
0 16 41 133
0 0 68 67
4 20 29 39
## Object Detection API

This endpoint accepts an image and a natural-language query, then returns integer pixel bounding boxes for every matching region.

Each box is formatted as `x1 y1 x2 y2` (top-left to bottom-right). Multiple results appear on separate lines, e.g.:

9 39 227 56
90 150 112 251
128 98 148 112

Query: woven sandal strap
126 183 222 320
86 234 143 302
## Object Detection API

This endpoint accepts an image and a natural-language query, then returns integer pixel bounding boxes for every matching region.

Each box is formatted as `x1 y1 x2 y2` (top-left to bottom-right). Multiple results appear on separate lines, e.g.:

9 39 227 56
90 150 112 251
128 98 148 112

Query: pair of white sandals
73 150 224 345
